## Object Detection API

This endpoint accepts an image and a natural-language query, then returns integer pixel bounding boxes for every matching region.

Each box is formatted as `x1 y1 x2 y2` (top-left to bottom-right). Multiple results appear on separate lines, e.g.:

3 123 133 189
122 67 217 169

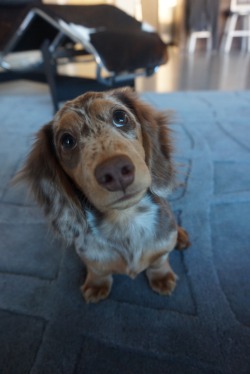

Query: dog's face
16 88 174 217
53 91 151 212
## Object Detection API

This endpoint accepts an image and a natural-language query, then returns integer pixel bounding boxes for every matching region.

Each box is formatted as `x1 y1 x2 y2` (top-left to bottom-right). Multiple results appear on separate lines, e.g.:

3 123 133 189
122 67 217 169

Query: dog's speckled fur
15 88 190 303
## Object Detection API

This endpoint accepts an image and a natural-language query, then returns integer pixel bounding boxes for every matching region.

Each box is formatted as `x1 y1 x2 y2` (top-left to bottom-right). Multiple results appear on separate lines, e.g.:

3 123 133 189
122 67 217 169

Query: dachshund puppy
15 88 189 303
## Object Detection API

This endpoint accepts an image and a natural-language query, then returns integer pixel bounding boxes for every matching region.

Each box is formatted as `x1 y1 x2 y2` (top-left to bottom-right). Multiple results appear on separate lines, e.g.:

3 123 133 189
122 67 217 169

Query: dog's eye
60 133 76 150
113 110 129 128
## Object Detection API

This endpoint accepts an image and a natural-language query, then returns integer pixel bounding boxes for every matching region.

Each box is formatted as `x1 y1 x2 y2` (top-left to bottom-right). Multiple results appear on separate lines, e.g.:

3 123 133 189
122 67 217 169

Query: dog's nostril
103 174 114 184
95 155 135 192
121 165 132 176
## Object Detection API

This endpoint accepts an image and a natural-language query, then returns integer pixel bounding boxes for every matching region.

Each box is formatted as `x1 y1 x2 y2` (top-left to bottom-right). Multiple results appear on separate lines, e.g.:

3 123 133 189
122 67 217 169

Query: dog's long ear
111 88 175 197
14 122 86 244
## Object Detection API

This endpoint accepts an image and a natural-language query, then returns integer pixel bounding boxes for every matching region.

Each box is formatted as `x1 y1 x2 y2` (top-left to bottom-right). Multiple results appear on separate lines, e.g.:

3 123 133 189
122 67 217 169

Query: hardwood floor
136 47 250 93
56 46 250 93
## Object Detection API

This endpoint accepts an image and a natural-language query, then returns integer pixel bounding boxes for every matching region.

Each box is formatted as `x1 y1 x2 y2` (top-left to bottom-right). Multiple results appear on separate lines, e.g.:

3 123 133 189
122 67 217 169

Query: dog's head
16 88 174 214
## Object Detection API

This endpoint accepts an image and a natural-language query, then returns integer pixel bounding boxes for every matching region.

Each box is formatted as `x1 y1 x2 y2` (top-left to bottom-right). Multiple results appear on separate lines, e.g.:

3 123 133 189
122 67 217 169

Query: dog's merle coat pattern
15 88 189 303
80 194 177 269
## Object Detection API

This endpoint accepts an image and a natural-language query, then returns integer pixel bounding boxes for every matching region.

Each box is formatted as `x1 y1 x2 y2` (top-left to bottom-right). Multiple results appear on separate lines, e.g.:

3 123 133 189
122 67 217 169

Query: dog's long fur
15 88 189 303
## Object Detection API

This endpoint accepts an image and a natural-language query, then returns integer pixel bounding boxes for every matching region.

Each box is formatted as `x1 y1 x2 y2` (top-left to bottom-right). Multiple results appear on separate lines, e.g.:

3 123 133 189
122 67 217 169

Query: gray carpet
0 81 250 374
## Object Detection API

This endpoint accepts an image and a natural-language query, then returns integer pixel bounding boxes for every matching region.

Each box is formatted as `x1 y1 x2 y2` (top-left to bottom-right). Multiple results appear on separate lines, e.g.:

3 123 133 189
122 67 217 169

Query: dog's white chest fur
76 194 177 275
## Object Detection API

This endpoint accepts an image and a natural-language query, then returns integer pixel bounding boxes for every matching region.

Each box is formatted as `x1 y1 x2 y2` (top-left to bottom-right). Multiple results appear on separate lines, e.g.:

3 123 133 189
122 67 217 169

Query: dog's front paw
81 276 113 303
147 270 177 296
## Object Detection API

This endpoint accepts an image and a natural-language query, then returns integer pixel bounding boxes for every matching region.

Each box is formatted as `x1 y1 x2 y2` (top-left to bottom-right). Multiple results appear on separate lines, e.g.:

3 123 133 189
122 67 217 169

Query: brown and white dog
15 88 189 303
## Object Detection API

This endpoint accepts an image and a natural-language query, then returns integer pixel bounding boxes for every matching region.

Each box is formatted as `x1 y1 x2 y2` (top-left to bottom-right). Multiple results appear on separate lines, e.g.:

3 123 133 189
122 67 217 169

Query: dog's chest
83 195 176 273
89 195 156 243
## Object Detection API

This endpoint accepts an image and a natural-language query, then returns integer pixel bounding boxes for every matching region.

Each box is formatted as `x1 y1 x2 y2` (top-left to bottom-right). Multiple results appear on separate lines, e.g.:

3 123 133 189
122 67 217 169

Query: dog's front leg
81 266 113 303
146 253 177 296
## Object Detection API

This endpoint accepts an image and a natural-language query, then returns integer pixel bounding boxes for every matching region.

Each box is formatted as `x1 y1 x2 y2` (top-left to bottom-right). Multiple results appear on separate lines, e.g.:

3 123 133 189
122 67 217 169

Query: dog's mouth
109 189 146 209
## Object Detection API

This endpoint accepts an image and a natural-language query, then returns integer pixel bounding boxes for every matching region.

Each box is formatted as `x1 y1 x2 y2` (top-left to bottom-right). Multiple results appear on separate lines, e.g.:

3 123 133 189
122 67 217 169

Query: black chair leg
41 39 59 113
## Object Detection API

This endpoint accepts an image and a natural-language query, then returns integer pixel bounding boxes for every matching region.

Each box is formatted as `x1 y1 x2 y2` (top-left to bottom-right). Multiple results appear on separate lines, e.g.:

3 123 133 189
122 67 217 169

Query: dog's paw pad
149 272 177 295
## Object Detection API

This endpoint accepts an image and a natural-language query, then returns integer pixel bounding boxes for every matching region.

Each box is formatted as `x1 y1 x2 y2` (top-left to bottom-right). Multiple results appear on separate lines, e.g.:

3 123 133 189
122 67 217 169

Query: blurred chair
188 30 212 53
0 0 40 51
0 2 167 112
185 0 219 52
220 0 250 52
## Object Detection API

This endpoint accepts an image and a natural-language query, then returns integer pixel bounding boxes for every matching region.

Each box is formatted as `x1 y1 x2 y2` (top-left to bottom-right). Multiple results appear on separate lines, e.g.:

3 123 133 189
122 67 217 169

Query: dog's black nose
95 155 135 192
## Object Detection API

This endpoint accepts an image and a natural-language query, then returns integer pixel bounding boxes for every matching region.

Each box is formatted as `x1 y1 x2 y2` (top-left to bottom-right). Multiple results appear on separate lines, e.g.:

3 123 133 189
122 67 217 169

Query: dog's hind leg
175 226 191 250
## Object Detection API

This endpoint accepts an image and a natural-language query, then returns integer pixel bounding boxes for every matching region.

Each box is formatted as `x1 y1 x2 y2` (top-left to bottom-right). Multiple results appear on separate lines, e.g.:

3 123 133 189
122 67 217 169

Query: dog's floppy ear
111 88 175 197
14 122 86 244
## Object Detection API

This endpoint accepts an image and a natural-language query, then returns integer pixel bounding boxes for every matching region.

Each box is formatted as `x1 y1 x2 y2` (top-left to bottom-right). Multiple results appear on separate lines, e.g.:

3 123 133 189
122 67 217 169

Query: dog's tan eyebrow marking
55 113 87 144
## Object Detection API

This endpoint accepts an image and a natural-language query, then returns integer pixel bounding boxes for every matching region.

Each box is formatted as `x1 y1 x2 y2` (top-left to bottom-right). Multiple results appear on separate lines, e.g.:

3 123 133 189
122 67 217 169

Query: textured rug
0 81 249 374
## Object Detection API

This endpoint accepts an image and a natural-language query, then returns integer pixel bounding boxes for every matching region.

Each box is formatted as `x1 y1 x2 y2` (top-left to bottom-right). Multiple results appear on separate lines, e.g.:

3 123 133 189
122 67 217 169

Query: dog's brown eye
113 110 129 128
60 133 76 150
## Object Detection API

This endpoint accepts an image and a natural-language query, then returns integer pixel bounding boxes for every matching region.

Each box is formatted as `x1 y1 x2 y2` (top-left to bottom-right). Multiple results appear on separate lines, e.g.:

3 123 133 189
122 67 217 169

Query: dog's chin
85 185 149 213
109 189 147 210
